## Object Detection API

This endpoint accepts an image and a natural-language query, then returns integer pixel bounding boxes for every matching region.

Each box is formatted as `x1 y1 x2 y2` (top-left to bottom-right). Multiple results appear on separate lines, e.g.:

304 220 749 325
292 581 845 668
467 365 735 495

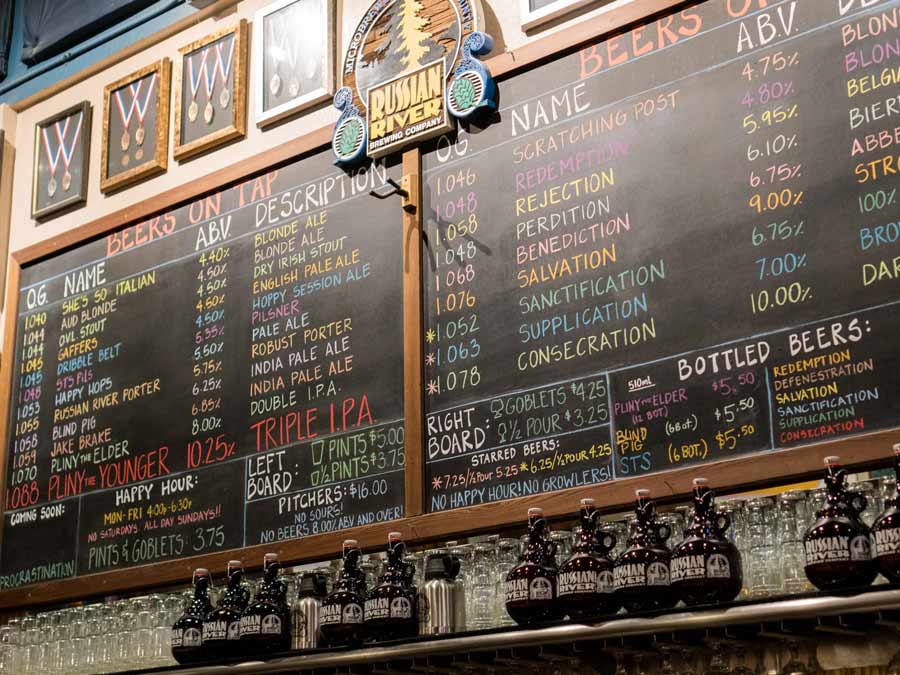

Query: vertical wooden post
0 257 22 553
402 149 424 518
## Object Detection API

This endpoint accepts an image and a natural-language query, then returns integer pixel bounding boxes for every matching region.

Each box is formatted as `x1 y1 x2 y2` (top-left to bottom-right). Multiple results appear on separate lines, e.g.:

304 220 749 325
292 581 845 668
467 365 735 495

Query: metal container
292 571 328 650
419 553 465 635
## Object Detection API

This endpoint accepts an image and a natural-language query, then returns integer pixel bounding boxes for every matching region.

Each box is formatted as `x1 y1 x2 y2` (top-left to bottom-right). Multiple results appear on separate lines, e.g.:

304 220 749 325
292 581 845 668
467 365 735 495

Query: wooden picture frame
31 101 92 221
253 0 335 128
100 59 172 193
520 0 626 31
173 21 248 162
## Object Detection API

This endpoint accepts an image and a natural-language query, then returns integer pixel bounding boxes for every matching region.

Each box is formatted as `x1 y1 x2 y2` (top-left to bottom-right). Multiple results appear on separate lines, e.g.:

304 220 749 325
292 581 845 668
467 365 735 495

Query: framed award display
253 0 335 127
31 101 92 221
173 21 248 162
100 59 171 193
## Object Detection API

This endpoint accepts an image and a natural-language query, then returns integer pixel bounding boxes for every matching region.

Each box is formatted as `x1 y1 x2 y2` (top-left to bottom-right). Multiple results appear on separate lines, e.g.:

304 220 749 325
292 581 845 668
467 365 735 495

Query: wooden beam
403 149 424 518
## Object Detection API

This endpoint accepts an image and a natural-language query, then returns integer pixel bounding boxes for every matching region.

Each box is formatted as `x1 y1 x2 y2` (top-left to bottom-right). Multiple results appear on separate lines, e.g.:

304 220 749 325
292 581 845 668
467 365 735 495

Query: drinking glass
882 476 897 508
777 490 811 594
600 520 629 561
147 594 172 667
20 614 38 675
0 620 21 675
55 608 77 675
82 604 104 674
469 542 497 630
851 478 881 527
550 530 573 564
746 497 780 597
36 611 56 675
807 488 827 519
495 538 519 627
116 601 136 668
450 543 474 625
659 512 686 549
69 606 88 675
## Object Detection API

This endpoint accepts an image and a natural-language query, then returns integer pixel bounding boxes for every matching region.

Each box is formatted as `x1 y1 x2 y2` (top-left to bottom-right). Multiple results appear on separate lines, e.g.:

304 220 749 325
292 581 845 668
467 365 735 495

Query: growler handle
656 523 671 543
596 531 616 555
848 490 867 515
715 512 731 537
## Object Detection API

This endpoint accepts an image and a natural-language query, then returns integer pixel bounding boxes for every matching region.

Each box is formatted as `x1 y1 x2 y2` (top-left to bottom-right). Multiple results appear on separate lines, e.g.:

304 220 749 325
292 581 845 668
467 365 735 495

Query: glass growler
364 532 418 642
240 553 291 655
202 561 250 660
558 498 618 620
320 540 367 647
873 445 900 582
671 478 743 606
171 568 213 665
614 489 677 612
505 507 563 625
803 456 877 590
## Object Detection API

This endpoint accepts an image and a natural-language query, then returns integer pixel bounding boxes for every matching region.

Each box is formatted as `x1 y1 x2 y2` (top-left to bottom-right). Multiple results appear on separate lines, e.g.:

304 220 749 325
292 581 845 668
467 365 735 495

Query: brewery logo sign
332 0 495 164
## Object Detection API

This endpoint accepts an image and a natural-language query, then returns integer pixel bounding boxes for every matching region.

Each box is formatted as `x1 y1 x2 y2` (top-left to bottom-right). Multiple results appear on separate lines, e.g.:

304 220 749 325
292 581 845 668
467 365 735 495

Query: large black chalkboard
2 149 405 588
422 0 900 511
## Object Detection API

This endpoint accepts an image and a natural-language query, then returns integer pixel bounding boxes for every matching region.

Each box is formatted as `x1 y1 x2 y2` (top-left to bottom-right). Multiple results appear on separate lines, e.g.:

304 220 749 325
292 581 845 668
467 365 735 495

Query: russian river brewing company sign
332 0 496 163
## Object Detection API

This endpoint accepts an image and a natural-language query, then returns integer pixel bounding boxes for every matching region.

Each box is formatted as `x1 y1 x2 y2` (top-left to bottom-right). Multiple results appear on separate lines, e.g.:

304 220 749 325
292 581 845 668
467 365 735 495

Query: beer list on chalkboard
2 150 405 588
422 0 900 511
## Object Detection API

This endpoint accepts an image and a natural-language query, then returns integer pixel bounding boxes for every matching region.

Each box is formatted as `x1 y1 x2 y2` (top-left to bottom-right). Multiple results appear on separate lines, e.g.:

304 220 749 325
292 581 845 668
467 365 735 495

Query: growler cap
194 567 210 577
388 531 403 543
693 478 709 487
228 560 242 567
580 498 595 507
264 552 279 562
893 444 900 455
635 489 651 498
824 455 840 466
343 539 358 547
528 507 544 517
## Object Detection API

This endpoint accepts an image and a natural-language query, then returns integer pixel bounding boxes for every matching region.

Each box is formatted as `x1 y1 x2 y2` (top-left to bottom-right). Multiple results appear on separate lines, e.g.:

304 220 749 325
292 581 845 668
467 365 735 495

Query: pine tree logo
395 0 440 73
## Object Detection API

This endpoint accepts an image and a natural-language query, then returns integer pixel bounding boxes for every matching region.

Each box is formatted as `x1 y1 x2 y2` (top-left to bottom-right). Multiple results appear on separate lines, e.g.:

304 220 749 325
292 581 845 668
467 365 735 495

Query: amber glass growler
321 540 367 647
364 532 418 642
171 568 213 665
240 553 291 655
671 478 742 606
202 561 250 660
614 489 677 612
558 498 618 620
871 445 900 581
803 456 877 590
505 507 563 625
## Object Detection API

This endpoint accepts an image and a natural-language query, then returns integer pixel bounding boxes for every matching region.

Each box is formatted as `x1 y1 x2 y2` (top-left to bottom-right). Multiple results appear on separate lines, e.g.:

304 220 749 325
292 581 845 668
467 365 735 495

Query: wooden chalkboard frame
2 0 898 610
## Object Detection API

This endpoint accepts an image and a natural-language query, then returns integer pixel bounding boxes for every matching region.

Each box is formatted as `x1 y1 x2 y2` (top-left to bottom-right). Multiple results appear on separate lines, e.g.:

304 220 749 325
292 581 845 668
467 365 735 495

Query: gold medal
47 176 57 197
121 129 130 152
188 98 199 123
204 100 214 125
135 126 145 146
135 147 144 162
62 171 72 192
288 78 300 98
219 88 230 109
122 154 131 167
270 73 282 97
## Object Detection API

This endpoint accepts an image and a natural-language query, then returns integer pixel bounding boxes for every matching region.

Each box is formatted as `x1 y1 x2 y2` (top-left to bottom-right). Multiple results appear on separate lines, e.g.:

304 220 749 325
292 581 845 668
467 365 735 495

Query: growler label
202 620 227 641
505 578 530 602
671 555 705 582
850 535 872 561
343 603 363 624
874 527 900 556
597 569 614 593
261 613 282 635
240 615 262 636
321 603 342 625
559 570 599 596
614 563 646 589
647 561 670 586
171 628 183 648
227 620 240 640
390 596 412 619
365 597 392 620
707 554 731 579
183 627 201 647
805 536 851 565
529 576 553 601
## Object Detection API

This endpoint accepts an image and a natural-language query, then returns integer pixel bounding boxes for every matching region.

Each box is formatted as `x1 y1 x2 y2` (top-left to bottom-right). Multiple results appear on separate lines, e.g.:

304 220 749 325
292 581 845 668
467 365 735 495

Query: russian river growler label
805 535 871 565
874 528 900 556
558 569 613 595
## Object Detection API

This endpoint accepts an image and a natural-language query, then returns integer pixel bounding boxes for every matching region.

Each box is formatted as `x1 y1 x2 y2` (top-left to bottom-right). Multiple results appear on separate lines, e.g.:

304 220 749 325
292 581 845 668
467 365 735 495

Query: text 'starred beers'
364 532 418 642
505 507 563 625
803 456 877 591
671 479 743 606
171 568 212 665
873 445 900 582
613 490 677 612
557 498 618 620
239 553 291 655
202 561 250 659
320 540 367 647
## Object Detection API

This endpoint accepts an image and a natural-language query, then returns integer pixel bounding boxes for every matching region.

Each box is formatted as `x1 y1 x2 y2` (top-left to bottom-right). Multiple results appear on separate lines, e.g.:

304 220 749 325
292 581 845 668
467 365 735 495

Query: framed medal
253 0 335 127
174 21 248 162
31 101 92 221
101 59 172 193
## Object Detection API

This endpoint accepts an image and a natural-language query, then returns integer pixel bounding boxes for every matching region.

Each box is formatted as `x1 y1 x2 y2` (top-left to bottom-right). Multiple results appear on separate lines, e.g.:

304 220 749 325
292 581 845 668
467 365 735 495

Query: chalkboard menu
2 149 405 589
423 0 900 511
